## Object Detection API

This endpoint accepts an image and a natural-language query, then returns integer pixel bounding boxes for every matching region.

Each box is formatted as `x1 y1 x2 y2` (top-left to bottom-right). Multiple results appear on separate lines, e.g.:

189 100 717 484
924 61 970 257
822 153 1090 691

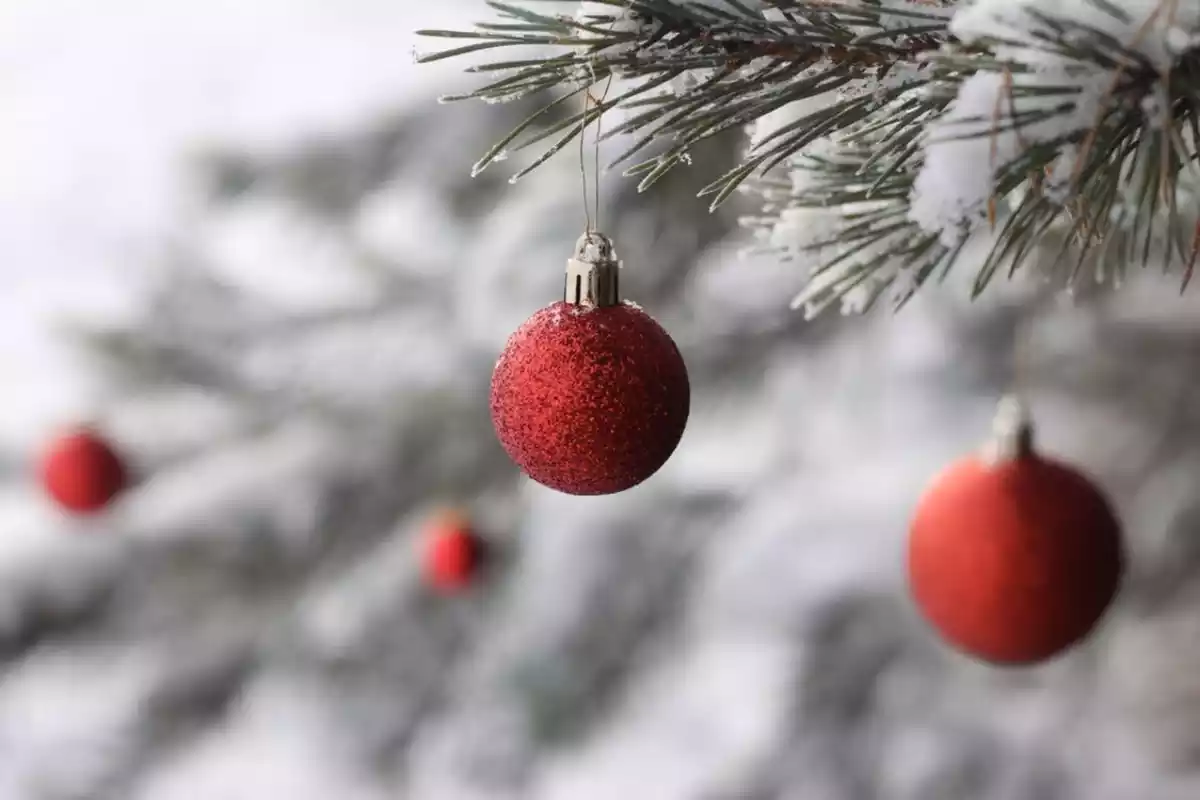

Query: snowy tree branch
420 0 1200 313
417 1 952 192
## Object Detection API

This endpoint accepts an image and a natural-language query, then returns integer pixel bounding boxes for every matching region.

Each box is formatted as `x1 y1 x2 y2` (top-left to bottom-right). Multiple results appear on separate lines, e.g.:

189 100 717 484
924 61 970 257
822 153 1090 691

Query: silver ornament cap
982 394 1035 464
565 231 621 308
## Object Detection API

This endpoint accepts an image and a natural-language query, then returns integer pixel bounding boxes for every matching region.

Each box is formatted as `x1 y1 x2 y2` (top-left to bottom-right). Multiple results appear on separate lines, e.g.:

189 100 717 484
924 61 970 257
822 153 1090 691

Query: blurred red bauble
422 511 481 592
39 428 128 515
907 400 1123 665
490 300 690 495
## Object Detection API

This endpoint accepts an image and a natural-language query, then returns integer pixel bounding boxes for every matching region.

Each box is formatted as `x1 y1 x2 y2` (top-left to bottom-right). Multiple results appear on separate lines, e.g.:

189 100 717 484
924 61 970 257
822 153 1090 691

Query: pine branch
417 1 952 193
421 0 1200 313
781 2 1200 314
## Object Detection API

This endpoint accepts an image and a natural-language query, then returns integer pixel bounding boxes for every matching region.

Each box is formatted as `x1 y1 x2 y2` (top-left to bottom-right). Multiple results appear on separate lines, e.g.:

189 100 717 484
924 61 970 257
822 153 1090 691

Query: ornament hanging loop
565 231 621 308
569 57 619 310
579 59 613 235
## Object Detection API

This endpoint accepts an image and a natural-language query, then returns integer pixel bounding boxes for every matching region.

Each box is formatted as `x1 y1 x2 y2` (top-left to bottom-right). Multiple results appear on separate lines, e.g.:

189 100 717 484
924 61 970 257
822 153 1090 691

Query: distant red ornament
422 511 481 592
39 428 128 515
907 398 1123 665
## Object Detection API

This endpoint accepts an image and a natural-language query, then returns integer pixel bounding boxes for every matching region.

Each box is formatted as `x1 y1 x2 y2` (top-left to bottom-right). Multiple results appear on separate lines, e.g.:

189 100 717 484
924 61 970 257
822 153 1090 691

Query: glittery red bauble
907 451 1123 665
39 429 128 515
422 511 480 592
490 301 690 495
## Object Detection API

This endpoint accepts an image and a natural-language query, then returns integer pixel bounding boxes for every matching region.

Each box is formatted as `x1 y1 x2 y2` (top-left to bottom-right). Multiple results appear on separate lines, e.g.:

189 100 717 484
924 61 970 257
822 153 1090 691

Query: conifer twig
421 0 1200 313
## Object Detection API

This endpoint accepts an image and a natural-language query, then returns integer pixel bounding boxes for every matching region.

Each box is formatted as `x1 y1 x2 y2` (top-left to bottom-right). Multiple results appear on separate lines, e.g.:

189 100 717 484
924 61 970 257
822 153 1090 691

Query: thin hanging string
578 61 614 237
1005 305 1035 453
1012 299 1035 404
578 79 592 234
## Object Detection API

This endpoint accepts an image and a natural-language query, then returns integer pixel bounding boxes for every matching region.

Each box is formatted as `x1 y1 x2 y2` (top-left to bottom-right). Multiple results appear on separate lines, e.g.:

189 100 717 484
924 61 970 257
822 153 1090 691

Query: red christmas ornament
422 511 481 592
490 232 690 495
39 428 128 515
907 398 1123 666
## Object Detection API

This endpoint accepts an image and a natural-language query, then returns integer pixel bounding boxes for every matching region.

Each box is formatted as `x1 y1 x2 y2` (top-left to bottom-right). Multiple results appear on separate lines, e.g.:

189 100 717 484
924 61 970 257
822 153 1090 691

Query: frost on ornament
490 301 690 495
489 233 689 495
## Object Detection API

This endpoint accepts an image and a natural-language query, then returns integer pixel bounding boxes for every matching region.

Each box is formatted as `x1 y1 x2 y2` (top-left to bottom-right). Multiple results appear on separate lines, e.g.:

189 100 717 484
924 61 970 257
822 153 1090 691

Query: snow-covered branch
422 0 1200 312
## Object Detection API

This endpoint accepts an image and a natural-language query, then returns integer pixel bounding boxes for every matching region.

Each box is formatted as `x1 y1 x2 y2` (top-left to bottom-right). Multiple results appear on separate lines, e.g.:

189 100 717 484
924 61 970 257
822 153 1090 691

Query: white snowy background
4 1 1200 799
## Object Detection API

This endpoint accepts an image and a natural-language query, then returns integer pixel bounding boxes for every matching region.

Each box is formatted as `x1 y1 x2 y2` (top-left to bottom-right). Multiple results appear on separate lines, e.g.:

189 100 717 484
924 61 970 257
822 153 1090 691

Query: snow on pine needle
909 68 1110 249
773 0 1200 313
425 0 1200 311
912 0 1200 283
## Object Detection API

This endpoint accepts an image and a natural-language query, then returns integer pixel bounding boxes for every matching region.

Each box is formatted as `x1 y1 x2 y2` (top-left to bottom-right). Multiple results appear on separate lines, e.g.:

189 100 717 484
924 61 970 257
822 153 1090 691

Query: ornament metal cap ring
982 394 1034 464
565 230 621 308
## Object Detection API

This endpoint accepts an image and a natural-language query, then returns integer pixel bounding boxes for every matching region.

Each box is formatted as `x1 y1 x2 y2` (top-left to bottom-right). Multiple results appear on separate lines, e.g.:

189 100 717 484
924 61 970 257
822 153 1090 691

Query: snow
953 0 1200 73
198 200 380 309
910 0 1200 247
0 646 161 795
910 67 1109 247
133 676 393 800
0 0 478 447
536 639 792 800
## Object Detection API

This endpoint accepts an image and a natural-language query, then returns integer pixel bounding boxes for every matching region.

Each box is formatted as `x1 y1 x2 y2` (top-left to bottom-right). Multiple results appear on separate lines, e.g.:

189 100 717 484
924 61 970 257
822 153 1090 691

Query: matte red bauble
907 399 1123 665
422 511 481 592
490 232 690 495
39 428 128 515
